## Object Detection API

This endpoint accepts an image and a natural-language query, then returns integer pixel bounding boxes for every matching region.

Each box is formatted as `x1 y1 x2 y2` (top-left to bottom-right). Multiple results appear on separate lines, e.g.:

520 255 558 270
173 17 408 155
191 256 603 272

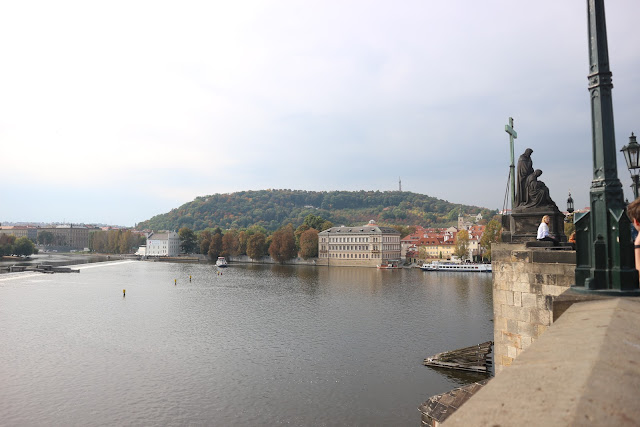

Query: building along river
0 260 493 426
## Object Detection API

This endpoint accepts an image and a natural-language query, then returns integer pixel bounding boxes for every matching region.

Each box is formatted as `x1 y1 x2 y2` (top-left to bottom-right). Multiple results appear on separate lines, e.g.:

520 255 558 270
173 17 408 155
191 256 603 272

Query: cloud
1 0 639 225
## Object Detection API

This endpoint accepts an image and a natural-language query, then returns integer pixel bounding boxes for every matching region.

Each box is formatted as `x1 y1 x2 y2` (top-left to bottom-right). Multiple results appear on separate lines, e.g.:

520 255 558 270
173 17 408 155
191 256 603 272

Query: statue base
501 206 567 243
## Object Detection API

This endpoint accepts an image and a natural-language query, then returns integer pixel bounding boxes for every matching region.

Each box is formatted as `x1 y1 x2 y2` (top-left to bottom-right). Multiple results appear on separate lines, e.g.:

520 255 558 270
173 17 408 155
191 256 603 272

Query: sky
1 0 639 227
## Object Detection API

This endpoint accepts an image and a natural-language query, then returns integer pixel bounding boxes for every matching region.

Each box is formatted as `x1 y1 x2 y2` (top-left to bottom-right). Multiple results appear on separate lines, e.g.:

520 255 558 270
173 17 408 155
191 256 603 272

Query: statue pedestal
502 207 567 243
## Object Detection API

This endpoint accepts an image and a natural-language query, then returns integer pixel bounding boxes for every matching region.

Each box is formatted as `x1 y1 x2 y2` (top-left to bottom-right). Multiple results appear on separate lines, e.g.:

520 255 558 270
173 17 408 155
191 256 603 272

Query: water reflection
0 261 493 426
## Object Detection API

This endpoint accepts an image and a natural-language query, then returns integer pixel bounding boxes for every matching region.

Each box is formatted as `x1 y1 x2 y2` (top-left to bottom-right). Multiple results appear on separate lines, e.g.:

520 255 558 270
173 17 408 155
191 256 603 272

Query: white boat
420 261 491 272
377 260 401 270
216 257 228 268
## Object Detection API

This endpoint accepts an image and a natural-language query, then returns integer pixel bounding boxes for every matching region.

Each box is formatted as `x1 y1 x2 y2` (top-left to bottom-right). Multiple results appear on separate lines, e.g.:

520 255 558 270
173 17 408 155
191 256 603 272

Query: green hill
136 189 495 232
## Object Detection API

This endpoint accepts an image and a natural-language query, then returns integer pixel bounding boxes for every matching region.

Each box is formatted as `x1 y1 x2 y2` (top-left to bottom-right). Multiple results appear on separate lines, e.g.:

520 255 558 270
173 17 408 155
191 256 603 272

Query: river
0 260 493 426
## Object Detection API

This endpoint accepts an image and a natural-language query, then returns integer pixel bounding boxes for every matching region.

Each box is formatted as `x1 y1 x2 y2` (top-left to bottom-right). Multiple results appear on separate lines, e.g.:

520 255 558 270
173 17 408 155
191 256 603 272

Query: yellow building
317 220 401 267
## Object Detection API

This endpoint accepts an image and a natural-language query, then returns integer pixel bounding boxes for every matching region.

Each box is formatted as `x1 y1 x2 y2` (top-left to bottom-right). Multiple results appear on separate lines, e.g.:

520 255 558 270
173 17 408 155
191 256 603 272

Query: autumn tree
179 227 198 254
246 232 267 260
237 230 249 255
294 224 310 250
208 232 223 260
454 229 469 259
222 229 240 257
480 219 502 261
268 224 297 263
299 228 319 260
198 230 212 255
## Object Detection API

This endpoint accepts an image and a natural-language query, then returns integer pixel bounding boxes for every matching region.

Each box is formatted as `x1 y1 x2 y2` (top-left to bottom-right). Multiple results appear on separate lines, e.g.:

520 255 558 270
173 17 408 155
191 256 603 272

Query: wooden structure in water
0 264 80 274
423 341 493 374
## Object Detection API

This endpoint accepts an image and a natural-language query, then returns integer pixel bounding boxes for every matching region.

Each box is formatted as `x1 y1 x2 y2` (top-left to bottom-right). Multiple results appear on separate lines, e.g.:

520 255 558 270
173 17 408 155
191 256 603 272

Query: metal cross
505 117 518 209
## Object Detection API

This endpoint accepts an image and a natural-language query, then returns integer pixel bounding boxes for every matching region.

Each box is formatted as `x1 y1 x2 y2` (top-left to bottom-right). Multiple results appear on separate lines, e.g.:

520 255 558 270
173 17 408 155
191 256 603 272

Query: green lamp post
573 0 639 293
620 132 640 199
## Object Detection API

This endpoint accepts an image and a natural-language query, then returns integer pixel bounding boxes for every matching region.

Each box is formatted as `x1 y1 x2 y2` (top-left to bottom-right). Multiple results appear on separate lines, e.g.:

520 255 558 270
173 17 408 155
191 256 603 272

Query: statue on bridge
515 149 557 209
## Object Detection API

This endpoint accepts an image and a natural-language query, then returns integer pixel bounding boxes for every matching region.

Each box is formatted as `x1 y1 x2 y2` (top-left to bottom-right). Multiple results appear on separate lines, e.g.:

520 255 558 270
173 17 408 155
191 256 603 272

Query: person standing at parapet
626 198 640 279
537 215 558 245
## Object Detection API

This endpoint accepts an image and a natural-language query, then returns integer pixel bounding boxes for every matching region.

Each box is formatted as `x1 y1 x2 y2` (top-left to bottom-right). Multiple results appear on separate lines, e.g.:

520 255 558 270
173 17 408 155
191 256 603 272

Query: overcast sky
1 0 639 227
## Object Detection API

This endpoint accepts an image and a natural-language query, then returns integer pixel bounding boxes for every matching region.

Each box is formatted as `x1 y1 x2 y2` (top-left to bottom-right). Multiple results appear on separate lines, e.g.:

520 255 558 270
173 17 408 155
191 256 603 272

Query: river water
0 260 493 426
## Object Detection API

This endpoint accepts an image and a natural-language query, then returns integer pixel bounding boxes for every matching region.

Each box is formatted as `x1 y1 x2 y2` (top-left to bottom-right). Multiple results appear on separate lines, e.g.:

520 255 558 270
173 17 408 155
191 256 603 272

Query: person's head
626 198 640 224
535 169 542 177
542 215 550 224
525 148 533 156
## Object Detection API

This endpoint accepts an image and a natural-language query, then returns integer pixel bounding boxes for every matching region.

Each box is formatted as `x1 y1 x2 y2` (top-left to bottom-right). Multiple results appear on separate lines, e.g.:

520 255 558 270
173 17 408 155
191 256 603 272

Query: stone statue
522 169 557 208
516 148 534 207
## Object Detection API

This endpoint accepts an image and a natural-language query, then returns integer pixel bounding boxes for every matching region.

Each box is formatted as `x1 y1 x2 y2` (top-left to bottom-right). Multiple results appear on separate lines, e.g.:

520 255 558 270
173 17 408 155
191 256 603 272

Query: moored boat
420 261 491 272
377 260 401 269
216 257 228 267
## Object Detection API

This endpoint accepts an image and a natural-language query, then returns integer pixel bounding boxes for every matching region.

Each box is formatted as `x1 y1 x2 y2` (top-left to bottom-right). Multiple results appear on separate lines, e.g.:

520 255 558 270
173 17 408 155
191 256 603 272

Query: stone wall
492 243 575 374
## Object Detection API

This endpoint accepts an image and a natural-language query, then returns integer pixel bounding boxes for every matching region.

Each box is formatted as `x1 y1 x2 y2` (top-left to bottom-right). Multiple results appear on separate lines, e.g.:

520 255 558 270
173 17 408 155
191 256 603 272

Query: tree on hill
269 224 297 263
135 190 494 233
299 229 319 260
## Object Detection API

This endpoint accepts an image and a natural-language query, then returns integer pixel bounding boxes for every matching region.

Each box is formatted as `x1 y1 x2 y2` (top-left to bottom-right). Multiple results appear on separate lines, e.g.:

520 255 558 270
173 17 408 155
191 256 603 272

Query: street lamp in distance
566 192 574 214
620 132 640 199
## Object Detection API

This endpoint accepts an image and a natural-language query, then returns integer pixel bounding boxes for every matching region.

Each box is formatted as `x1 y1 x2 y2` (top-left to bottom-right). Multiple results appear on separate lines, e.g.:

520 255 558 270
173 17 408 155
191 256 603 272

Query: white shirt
537 222 549 240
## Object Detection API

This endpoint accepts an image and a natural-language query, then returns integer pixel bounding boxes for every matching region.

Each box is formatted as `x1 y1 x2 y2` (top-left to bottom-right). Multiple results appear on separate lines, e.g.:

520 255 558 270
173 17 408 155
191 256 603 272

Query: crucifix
505 117 518 209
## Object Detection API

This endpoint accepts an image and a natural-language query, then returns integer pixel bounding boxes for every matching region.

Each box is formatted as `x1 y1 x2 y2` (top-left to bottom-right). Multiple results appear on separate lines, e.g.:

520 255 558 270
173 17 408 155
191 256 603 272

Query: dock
0 264 80 274
423 341 493 374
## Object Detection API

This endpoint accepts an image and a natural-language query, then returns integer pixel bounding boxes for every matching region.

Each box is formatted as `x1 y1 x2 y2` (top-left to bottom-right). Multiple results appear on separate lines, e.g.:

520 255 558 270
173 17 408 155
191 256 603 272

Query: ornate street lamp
573 0 638 293
566 192 574 214
620 132 640 199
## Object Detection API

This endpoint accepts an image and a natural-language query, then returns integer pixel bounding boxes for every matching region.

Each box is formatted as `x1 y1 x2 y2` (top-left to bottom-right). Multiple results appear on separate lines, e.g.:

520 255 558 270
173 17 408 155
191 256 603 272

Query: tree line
178 214 332 263
0 234 37 257
137 189 495 233
89 230 146 254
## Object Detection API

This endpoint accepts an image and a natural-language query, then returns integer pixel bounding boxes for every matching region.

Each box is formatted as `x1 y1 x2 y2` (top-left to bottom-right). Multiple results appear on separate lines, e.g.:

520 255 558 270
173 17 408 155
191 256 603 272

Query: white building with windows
146 231 180 256
317 220 401 267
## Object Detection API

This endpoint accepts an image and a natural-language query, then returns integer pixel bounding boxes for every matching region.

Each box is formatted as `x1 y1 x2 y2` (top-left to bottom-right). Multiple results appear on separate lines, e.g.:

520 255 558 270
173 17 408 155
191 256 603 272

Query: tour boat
377 260 401 270
216 257 228 268
420 261 491 272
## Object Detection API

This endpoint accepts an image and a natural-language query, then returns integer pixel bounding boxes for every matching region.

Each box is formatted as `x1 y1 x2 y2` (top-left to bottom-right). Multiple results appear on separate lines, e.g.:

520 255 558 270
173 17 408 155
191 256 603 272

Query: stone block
542 284 565 297
505 291 514 305
502 305 531 322
494 317 507 331
511 251 530 263
506 318 519 334
517 320 537 338
546 274 557 286
494 290 507 305
512 280 531 293
536 295 552 311
501 355 513 367
507 345 517 359
531 309 551 326
513 291 522 307
521 336 532 348
536 324 549 337
521 293 537 308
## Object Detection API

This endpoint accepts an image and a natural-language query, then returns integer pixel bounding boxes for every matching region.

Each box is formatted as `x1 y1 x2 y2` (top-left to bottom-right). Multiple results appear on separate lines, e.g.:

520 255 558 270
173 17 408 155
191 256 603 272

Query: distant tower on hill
399 177 402 192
